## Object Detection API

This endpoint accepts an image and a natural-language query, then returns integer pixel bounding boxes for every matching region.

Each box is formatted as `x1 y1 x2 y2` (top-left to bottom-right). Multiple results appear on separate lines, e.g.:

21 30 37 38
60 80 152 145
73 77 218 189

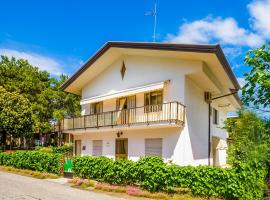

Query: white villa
61 42 241 166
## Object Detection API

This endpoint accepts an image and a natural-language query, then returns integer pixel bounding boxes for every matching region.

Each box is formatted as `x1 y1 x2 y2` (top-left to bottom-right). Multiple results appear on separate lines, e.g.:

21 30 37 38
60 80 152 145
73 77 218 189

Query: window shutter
145 138 162 157
92 140 103 156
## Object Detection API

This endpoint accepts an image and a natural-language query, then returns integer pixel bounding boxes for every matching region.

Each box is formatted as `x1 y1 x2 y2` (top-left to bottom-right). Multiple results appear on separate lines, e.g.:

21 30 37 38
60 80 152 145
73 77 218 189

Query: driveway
0 171 123 200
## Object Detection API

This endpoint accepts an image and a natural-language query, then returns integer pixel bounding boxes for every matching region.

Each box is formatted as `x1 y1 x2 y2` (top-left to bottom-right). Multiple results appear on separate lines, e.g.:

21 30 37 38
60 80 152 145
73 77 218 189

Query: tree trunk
0 129 7 152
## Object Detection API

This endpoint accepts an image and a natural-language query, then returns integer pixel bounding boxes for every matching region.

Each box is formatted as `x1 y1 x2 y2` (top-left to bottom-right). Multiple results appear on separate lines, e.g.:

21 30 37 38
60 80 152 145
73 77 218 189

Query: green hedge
0 151 63 174
73 156 266 200
52 144 73 155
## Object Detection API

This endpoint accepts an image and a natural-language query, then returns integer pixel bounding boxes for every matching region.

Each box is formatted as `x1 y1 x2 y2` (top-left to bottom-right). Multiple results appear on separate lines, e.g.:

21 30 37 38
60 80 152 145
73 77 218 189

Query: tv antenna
145 0 158 42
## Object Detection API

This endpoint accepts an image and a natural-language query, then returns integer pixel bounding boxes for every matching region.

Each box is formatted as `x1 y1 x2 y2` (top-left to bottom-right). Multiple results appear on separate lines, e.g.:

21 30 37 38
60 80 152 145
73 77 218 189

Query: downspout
208 102 211 166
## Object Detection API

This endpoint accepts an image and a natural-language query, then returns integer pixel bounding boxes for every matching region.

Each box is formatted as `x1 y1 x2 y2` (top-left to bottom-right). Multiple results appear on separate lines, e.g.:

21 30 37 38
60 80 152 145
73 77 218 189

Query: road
0 171 123 200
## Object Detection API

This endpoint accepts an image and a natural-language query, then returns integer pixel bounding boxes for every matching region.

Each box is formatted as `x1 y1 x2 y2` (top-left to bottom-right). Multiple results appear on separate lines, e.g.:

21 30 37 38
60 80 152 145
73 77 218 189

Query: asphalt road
0 171 123 200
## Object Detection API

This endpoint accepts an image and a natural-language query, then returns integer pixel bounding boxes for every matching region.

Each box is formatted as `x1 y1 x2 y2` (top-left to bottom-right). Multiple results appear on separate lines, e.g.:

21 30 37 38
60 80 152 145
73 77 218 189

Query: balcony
61 102 185 131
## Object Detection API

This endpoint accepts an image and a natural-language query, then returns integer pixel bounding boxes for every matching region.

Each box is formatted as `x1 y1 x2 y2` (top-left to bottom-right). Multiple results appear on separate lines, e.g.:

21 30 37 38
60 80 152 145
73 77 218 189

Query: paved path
0 171 123 200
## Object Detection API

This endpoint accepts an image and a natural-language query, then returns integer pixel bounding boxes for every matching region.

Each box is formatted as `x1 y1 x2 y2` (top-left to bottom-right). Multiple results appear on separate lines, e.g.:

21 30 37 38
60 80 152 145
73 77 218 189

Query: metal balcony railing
61 102 185 131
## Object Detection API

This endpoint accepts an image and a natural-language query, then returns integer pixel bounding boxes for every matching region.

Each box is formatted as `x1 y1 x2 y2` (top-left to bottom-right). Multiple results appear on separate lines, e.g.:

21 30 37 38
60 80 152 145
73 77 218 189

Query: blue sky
0 0 270 86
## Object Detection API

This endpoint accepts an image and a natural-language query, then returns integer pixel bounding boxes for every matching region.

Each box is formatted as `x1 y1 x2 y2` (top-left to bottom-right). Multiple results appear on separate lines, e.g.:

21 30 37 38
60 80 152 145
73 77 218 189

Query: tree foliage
225 111 270 166
0 86 34 145
242 42 270 108
0 56 80 133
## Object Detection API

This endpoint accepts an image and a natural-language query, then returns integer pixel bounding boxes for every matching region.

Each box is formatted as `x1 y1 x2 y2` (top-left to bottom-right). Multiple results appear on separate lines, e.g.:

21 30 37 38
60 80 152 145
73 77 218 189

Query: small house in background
60 42 241 166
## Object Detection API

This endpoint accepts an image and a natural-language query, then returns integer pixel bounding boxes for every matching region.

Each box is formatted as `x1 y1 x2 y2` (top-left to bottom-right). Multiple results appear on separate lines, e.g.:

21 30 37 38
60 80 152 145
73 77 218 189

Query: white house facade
61 42 241 166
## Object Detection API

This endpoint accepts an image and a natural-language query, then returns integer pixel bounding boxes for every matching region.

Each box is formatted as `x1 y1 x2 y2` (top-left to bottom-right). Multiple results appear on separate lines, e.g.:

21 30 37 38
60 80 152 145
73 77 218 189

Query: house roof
61 41 240 90
61 41 241 105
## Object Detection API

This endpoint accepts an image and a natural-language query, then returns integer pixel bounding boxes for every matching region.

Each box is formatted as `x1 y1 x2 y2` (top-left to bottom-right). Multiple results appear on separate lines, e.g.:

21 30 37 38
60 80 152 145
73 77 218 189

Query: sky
0 0 270 87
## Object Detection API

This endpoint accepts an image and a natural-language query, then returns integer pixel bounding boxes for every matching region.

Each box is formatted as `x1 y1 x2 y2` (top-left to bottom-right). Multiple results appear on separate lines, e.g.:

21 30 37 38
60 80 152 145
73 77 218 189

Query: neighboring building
60 42 241 166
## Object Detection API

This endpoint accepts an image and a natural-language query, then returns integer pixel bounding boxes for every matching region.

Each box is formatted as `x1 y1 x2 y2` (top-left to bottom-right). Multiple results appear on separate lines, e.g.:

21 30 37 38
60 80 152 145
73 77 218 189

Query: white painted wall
75 54 231 166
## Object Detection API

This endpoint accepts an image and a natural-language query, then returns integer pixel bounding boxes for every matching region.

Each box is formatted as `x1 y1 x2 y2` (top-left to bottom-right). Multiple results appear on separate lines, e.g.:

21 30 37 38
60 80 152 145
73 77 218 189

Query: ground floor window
92 140 103 156
145 138 162 156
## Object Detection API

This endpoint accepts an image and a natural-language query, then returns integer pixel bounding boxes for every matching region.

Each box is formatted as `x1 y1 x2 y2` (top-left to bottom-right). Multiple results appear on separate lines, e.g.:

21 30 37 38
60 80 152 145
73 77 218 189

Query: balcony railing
61 102 185 131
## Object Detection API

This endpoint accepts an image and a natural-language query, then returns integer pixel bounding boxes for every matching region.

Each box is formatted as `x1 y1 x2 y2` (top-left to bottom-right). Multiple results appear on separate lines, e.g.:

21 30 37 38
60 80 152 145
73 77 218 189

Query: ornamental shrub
72 156 266 200
73 156 113 181
0 151 63 174
52 144 73 155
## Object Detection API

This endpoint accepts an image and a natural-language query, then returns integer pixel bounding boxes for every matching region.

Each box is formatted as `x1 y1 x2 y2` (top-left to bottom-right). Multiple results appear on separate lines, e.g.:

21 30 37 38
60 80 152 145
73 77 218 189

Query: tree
0 86 34 150
0 56 80 134
242 42 270 108
50 74 81 121
225 111 270 166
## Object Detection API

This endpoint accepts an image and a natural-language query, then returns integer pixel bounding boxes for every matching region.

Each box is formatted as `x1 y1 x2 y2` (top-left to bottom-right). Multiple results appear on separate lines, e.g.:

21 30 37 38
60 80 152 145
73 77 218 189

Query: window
90 102 103 115
144 90 163 112
145 138 162 157
213 108 219 125
92 140 103 156
116 96 136 110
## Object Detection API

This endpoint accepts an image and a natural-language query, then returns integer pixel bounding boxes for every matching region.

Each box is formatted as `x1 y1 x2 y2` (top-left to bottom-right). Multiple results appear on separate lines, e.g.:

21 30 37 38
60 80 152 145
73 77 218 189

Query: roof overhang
61 41 241 106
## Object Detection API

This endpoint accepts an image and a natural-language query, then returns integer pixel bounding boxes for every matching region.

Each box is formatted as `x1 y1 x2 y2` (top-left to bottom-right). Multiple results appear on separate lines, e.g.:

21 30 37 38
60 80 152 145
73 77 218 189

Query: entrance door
75 140 81 155
115 138 128 159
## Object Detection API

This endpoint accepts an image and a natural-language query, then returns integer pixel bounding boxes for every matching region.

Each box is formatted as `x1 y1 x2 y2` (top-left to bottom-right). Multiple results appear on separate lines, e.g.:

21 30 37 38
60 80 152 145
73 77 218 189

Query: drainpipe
208 102 211 166
207 89 238 166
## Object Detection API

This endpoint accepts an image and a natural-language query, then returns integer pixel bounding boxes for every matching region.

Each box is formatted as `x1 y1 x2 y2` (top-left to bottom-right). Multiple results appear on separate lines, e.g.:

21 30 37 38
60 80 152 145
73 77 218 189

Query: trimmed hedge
52 144 73 155
0 151 63 174
73 156 267 200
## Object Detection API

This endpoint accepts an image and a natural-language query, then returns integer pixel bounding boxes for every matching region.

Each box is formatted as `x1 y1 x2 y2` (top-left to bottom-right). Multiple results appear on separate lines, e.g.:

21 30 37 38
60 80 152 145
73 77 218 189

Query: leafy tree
225 111 270 166
50 74 81 121
0 56 80 133
242 42 270 108
0 86 34 149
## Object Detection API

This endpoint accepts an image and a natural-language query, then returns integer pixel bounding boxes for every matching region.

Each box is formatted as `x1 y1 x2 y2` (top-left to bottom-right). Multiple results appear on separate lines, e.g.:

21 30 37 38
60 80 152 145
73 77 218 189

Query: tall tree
50 74 81 121
0 86 34 150
225 111 270 166
242 42 270 108
0 56 80 133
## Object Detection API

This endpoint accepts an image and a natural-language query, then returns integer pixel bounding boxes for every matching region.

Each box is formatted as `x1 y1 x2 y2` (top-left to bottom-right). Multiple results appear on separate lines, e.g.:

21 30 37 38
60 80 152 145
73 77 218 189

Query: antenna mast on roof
145 0 158 42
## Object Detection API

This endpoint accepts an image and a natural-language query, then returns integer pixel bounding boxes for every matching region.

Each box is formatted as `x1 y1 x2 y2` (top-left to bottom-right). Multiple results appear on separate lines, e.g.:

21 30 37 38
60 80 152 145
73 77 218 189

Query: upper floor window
90 102 103 115
116 95 136 110
213 108 219 125
144 90 163 112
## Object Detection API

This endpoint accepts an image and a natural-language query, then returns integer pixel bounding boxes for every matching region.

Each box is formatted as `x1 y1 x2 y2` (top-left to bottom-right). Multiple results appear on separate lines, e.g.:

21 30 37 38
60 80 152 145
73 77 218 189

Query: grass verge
0 166 59 179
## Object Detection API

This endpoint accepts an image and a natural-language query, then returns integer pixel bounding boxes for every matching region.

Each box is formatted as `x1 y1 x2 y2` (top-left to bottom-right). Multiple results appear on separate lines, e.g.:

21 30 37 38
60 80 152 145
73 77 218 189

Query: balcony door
117 96 135 124
115 138 128 159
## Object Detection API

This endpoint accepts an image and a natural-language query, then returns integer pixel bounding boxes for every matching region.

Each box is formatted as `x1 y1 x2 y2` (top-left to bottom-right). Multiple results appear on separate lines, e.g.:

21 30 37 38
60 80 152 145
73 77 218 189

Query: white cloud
248 0 270 38
0 49 63 76
237 77 246 88
166 17 264 47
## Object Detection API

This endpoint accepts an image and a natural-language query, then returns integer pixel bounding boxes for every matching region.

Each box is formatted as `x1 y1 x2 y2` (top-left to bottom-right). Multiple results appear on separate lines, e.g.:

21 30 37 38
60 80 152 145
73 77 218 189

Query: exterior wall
81 55 201 105
75 54 230 166
73 126 206 166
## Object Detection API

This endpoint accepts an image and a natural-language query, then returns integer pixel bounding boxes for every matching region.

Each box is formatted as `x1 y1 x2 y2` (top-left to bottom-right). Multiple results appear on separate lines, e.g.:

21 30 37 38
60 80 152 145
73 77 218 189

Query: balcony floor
63 120 184 135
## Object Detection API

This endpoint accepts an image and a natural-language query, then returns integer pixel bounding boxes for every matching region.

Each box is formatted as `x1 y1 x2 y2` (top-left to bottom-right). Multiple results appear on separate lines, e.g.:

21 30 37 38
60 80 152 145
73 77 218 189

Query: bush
52 144 73 155
0 151 63 174
72 156 266 200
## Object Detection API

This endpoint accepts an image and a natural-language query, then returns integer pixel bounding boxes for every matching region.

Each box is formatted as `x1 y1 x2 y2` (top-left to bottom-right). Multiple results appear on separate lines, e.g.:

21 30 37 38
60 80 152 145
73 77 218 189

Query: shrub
0 151 63 174
104 159 135 185
73 156 113 181
52 144 73 155
72 156 266 200
35 146 53 153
